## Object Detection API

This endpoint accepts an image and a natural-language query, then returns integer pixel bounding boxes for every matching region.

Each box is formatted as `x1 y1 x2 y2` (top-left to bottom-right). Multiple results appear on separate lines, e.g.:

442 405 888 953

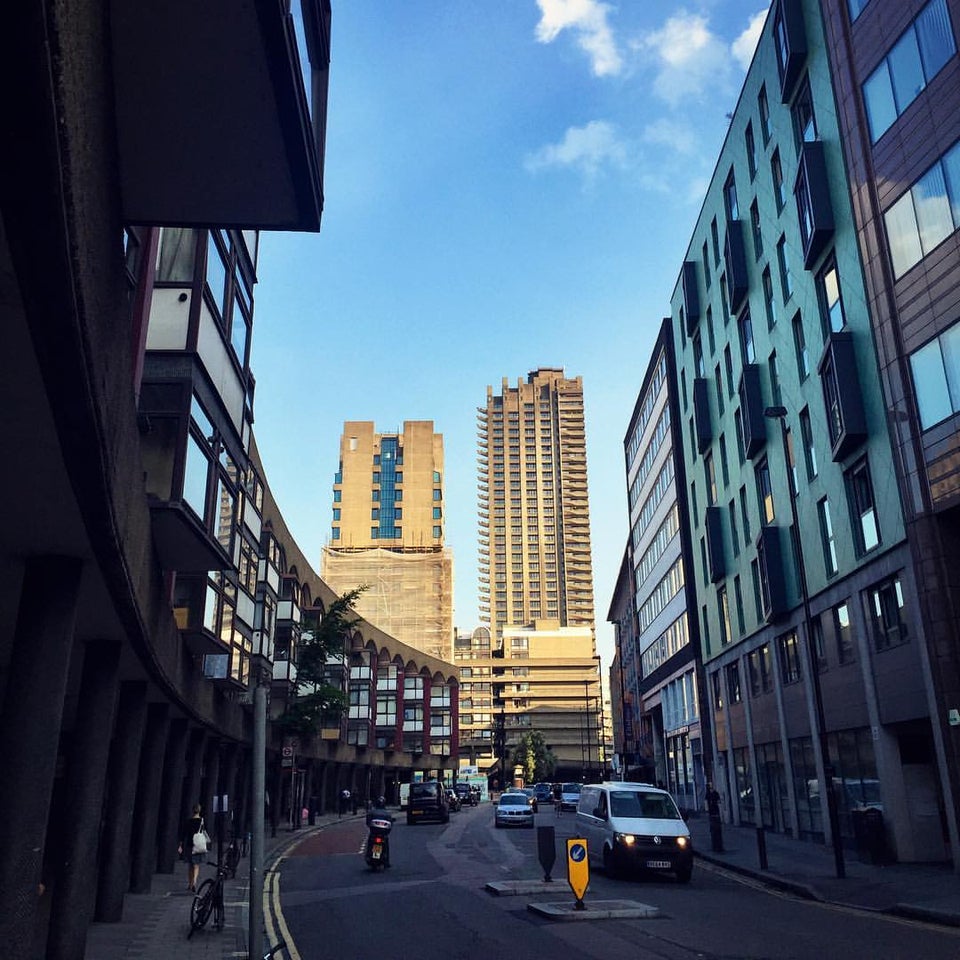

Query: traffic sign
566 837 589 909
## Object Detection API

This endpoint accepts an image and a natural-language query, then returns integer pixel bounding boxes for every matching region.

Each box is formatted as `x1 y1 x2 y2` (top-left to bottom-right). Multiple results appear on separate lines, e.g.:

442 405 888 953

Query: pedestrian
705 781 724 853
339 788 350 817
178 804 208 892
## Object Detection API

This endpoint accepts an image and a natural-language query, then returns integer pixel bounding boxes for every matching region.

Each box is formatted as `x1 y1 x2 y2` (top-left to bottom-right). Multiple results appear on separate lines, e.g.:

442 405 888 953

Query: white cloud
642 118 697 156
637 11 732 105
732 9 769 71
524 120 628 179
534 0 623 77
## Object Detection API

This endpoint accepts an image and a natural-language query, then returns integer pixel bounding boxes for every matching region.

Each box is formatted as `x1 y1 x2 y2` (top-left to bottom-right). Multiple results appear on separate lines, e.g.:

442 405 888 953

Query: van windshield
609 791 681 820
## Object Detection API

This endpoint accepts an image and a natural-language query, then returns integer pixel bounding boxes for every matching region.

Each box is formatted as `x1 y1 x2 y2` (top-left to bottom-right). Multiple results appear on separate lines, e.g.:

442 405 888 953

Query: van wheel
603 846 620 879
676 865 692 884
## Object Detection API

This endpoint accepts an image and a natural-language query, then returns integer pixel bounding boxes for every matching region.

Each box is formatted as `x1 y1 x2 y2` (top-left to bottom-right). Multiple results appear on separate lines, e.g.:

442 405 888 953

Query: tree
277 586 365 738
511 730 556 783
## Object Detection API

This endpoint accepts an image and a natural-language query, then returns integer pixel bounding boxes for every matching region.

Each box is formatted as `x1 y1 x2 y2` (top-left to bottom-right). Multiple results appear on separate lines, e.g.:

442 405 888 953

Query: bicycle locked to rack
187 860 229 937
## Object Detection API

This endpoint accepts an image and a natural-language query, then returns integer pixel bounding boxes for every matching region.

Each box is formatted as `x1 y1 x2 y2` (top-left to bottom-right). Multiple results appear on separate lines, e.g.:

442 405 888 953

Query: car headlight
614 832 635 846
676 836 689 848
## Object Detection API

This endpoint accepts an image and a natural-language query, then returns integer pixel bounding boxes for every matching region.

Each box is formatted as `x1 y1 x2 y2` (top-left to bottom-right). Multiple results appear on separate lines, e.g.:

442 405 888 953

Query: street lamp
764 405 845 879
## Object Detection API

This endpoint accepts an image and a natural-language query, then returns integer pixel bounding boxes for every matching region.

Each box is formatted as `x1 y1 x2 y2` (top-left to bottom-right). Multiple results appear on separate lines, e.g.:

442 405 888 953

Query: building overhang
149 499 233 573
111 0 330 232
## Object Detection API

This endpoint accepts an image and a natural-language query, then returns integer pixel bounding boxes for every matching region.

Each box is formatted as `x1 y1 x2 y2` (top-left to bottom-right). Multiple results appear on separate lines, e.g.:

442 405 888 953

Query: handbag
192 818 210 855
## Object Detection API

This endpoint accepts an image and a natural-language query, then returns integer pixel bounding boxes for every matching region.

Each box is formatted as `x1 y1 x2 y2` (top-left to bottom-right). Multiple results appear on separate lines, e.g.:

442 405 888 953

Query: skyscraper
474 369 600 781
477 368 595 636
322 420 454 661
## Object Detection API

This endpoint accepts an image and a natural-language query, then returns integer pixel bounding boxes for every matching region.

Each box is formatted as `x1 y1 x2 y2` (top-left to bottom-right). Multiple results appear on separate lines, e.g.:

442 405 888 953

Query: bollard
537 825 557 881
756 826 768 870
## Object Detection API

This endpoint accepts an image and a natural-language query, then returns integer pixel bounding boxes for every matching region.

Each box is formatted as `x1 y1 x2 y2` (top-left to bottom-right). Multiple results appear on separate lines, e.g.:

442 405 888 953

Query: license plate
646 860 671 869
411 809 423 815
372 844 382 860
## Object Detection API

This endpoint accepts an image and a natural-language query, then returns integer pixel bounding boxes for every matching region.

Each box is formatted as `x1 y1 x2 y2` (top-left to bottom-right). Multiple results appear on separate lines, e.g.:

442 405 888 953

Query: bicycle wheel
225 842 240 878
213 885 225 930
190 878 215 930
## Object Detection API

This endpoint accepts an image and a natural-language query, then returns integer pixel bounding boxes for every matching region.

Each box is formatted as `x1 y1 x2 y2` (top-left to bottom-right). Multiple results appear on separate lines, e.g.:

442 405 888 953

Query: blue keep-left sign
570 843 586 862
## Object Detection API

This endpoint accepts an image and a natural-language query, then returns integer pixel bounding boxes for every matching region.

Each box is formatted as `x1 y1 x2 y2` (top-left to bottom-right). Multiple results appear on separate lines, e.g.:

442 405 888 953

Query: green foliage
277 586 365 737
510 730 556 783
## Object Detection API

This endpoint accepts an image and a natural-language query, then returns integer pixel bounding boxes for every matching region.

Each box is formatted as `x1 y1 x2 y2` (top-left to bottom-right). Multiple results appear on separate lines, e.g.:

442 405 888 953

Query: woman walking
179 804 206 892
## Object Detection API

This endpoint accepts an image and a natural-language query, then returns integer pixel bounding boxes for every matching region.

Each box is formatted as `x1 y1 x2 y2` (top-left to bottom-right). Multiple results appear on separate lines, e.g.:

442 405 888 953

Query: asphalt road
273 803 960 960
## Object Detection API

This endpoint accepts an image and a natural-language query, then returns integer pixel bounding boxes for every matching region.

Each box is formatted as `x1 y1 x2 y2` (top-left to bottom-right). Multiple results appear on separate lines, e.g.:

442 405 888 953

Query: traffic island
485 880 563 896
527 900 661 921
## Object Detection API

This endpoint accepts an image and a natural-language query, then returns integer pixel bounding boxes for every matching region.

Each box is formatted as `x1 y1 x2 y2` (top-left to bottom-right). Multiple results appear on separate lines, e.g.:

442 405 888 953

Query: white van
575 782 693 882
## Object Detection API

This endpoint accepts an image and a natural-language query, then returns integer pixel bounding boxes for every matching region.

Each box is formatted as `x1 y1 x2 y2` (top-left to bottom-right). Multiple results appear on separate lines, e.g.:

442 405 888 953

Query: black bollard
709 814 724 852
537 825 557 881
756 826 768 870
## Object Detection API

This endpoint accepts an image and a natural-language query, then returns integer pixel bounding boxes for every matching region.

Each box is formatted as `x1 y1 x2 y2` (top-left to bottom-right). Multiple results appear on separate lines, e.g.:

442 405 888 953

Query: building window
729 499 740 556
846 459 880 555
724 344 736 397
433 525 442 537
812 614 827 672
862 0 955 144
720 274 730 325
910 321 960 429
746 122 757 179
693 331 705 377
817 256 845 336
705 453 717 505
333 489 342 503
759 84 771 144
433 489 442 500
706 306 716 355
821 351 843 449
371 508 380 520
818 497 839 576
868 577 909 650
433 506 442 519
734 576 746 633
739 309 756 364
751 200 763 259
792 75 818 151
834 601 855 663
786 427 798 496
331 526 340 540
735 408 746 464
885 139 960 279
800 406 818 479
726 659 742 701
756 457 775 524
763 268 777 329
748 643 773 695
703 240 712 288
724 168 739 221
772 149 786 212
777 235 793 301
778 630 802 685
740 484 752 542
719 587 732 647
792 312 809 380
769 351 782 406
712 670 723 709
332 508 341 520
711 216 721 264
719 433 730 487
715 364 725 416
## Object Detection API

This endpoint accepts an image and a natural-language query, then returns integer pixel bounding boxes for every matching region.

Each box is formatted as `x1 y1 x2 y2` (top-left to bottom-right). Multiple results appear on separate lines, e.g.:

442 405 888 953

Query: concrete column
317 761 330 814
201 737 221 824
95 681 148 921
130 703 170 892
235 750 251 839
46 640 121 960
0 556 81 957
222 742 241 840
181 728 207 823
155 718 189 874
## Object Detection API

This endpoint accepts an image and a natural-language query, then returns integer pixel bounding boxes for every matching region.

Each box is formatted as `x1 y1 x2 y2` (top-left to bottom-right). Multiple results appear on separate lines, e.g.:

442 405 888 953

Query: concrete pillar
317 761 330 814
222 742 241 841
155 719 189 874
46 640 121 960
0 558 25 710
95 681 148 921
181 728 207 823
201 737 221 824
235 750 251 839
130 703 170 892
0 556 81 957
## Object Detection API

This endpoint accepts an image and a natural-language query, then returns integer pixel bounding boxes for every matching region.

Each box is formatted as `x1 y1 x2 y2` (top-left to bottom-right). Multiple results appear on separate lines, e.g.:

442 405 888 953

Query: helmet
377 796 386 806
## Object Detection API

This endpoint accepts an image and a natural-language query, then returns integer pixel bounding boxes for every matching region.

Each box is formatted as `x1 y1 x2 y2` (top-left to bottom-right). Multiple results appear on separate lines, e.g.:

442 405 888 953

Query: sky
251 0 771 670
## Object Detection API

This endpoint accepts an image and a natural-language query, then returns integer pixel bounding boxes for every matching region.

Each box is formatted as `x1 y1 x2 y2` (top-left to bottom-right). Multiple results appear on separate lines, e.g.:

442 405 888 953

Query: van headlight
614 832 635 846
676 836 689 848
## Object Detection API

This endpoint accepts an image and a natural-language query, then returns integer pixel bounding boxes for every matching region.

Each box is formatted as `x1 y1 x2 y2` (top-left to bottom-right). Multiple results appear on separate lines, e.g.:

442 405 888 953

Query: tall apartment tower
322 420 454 661
477 368 596 637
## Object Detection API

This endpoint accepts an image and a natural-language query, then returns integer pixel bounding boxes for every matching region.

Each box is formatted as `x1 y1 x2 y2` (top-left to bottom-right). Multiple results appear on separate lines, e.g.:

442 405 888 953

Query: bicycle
224 836 242 879
188 861 228 937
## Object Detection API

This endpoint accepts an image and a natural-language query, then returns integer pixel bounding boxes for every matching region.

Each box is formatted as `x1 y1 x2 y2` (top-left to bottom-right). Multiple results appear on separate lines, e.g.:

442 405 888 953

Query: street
271 805 960 960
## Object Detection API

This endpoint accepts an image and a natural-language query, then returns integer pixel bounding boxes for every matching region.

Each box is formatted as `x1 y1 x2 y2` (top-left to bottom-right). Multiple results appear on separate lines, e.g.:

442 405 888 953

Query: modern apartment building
322 421 454 661
668 0 952 864
477 368 595 635
474 368 600 781
611 320 707 811
818 0 960 868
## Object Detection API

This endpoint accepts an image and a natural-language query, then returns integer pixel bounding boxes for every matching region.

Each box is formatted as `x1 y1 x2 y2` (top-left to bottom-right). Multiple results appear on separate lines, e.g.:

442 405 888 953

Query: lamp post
764 405 845 879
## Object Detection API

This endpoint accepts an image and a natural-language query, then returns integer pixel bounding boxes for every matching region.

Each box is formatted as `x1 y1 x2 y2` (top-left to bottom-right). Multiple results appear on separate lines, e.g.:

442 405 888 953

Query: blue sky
251 0 771 667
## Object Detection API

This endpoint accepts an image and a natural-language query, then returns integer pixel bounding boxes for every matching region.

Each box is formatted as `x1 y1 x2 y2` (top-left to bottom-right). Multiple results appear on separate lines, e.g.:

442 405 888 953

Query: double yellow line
263 853 300 960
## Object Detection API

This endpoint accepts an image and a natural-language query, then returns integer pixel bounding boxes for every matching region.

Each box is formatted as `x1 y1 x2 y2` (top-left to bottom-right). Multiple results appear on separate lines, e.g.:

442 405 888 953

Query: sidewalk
84 812 362 960
687 816 960 927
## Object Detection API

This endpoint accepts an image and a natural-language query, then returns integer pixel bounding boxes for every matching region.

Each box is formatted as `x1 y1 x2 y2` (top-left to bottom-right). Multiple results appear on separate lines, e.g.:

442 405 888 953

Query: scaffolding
321 546 454 662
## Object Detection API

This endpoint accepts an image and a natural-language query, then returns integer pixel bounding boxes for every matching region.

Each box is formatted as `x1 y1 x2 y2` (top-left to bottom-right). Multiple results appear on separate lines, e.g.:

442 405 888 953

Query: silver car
495 792 535 828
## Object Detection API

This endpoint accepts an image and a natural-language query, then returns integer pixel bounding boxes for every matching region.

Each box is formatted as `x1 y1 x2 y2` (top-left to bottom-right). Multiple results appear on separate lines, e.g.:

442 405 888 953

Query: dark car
533 782 554 805
406 781 450 825
453 782 478 806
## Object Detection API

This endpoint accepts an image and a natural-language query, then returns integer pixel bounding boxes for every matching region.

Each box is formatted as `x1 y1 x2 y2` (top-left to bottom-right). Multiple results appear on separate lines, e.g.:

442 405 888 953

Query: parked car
559 782 582 811
494 791 535 828
516 787 538 812
406 781 450 825
533 782 554 806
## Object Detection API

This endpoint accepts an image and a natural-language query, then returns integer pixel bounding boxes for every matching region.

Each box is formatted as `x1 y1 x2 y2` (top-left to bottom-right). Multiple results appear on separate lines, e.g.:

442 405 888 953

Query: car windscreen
499 794 528 806
609 791 681 820
561 783 581 794
410 784 438 800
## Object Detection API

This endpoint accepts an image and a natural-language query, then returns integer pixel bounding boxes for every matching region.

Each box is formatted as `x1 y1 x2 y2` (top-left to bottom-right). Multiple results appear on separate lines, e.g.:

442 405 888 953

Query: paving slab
527 899 661 920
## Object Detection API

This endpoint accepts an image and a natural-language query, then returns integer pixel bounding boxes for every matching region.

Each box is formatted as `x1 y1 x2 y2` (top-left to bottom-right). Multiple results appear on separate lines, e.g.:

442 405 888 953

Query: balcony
724 220 749 315
818 332 867 461
149 498 233 573
705 506 725 582
111 0 331 231
693 378 712 454
756 525 788 622
774 0 807 103
795 141 834 269
738 364 767 460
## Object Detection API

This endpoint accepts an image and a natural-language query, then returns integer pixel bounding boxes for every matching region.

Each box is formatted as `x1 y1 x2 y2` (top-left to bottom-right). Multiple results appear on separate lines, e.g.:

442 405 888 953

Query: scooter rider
365 796 394 868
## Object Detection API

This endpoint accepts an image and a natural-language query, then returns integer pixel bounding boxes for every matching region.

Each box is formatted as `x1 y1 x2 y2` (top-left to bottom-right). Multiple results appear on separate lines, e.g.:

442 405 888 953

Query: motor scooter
365 815 392 871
